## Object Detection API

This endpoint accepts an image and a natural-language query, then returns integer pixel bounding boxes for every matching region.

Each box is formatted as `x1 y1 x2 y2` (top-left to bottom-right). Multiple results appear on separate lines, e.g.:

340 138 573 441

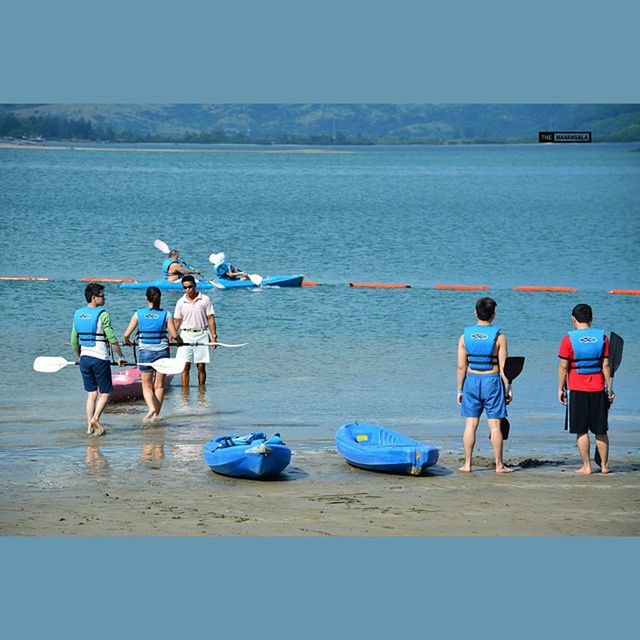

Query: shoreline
2 450 638 536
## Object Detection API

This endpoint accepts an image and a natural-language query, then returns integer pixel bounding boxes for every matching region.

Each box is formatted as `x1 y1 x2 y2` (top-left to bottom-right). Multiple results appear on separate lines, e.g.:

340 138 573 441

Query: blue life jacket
136 308 168 344
162 258 179 278
568 328 605 374
464 325 500 371
216 261 238 280
73 306 107 347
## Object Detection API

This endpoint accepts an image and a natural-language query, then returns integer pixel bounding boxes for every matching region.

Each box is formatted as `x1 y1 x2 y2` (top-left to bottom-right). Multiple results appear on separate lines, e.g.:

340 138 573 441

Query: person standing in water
558 303 614 474
173 275 218 388
71 283 127 436
123 286 181 420
456 297 513 473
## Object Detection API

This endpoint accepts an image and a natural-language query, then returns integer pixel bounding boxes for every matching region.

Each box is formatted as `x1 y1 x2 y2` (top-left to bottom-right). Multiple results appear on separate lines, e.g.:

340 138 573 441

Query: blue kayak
203 432 292 479
335 422 439 476
120 275 304 290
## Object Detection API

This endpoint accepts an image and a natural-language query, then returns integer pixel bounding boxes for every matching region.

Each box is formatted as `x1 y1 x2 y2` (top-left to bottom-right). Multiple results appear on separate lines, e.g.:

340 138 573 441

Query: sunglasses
183 285 195 290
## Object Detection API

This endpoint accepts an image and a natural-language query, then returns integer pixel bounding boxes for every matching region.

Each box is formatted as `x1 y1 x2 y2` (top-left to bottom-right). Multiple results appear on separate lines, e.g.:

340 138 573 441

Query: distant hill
1 104 639 143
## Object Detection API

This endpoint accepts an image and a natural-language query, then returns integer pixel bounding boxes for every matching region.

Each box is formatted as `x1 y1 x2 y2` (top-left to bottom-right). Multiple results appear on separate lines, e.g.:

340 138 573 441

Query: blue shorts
461 372 507 419
137 347 170 373
79 356 113 393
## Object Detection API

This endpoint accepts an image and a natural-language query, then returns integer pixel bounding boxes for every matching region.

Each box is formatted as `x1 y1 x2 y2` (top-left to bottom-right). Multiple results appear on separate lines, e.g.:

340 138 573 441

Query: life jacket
136 308 168 344
162 258 179 278
73 306 107 347
568 328 605 374
464 325 500 371
216 261 238 280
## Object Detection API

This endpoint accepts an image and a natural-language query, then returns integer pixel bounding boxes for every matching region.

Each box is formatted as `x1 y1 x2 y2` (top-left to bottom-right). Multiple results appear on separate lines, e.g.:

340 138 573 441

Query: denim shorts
137 347 170 373
461 372 507 419
79 356 113 393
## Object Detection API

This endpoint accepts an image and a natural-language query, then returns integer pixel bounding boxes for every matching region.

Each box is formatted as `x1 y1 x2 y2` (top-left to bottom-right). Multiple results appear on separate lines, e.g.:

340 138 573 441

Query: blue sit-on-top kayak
120 275 304 290
203 432 292 479
335 422 439 476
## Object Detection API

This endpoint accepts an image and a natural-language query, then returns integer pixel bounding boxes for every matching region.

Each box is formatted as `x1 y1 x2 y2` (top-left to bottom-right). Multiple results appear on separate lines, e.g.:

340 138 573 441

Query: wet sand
1 450 638 536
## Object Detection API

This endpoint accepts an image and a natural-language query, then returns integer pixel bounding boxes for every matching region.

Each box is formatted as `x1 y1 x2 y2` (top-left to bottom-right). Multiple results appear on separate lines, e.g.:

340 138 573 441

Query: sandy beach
1 449 638 536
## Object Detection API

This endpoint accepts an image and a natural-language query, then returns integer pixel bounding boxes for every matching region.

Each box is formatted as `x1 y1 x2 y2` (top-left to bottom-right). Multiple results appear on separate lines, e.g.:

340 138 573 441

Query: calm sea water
0 142 638 486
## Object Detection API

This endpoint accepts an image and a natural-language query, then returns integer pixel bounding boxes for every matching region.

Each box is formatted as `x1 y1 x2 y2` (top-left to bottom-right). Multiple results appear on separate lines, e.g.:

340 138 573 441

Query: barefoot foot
458 465 472 473
90 418 107 436
496 465 514 473
576 466 592 475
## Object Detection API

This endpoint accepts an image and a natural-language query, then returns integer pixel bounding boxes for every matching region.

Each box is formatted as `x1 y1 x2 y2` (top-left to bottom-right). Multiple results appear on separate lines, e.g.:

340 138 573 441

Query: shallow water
0 142 638 494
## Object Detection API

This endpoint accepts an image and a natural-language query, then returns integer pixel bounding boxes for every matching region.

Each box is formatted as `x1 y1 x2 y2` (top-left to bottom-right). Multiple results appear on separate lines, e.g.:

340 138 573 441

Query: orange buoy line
513 285 578 293
302 280 320 287
608 289 640 295
79 277 136 283
0 275 50 281
435 284 489 291
349 282 411 289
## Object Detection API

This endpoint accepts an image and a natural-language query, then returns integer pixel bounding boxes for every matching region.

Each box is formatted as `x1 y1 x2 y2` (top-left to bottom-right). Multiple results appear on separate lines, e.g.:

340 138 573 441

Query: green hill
1 104 639 143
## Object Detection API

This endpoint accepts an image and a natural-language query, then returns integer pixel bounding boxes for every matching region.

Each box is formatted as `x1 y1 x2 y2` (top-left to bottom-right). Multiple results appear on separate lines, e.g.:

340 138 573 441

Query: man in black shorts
558 303 615 474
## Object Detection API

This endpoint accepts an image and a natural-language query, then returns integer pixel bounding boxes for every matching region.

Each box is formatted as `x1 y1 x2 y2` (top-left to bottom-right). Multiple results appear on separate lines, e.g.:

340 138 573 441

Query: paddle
33 356 186 376
168 341 248 348
594 332 624 467
496 356 525 440
154 238 203 277
208 253 263 286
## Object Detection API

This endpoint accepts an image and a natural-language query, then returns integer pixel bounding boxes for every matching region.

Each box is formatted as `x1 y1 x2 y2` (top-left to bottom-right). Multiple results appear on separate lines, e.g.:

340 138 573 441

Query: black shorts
567 390 609 435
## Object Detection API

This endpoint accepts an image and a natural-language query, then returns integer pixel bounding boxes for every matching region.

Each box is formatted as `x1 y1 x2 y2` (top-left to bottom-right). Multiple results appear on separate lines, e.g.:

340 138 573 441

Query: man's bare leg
181 362 191 388
197 363 206 387
488 419 513 473
595 433 610 474
90 392 110 436
459 417 479 472
576 432 592 474
85 391 98 433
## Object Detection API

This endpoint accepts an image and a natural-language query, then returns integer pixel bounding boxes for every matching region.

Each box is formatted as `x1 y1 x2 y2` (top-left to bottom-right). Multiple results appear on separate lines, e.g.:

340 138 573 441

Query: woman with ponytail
123 286 181 420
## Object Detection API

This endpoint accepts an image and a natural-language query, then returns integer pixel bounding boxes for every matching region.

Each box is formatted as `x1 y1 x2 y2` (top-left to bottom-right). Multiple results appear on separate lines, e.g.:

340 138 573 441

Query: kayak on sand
120 275 304 290
336 421 439 476
203 432 292 479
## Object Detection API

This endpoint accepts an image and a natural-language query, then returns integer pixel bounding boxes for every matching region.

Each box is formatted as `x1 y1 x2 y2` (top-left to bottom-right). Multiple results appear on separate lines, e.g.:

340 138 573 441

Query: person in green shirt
71 283 127 435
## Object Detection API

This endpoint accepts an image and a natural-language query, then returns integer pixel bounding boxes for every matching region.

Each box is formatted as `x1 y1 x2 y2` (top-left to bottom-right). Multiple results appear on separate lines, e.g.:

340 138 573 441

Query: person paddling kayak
210 252 250 281
162 249 202 281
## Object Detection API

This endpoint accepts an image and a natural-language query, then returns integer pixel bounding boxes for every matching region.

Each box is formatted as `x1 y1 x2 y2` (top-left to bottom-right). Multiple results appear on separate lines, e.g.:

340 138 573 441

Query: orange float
435 284 489 291
608 289 640 295
349 282 411 289
302 280 320 287
513 285 578 293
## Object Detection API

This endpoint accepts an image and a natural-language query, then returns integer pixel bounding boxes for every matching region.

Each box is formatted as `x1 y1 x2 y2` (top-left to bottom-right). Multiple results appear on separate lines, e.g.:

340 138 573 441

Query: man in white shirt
173 275 218 388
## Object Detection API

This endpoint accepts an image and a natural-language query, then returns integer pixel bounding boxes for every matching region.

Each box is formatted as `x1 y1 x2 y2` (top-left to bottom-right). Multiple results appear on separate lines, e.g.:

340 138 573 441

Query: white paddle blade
248 274 263 286
154 239 171 254
33 356 76 373
209 252 225 265
209 280 226 290
148 357 185 375
206 342 248 348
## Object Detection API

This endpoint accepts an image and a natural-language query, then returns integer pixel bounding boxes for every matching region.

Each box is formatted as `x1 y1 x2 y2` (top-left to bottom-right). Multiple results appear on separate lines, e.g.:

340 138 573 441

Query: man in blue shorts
71 283 127 435
456 297 513 473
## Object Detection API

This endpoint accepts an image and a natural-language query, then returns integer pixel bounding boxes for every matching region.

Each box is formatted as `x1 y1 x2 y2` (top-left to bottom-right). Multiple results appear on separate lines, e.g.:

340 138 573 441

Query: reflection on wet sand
85 444 109 474
141 425 165 469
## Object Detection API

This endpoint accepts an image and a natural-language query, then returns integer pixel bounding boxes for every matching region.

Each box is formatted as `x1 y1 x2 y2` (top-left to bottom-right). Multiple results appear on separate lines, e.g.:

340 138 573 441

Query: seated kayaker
162 249 201 282
211 252 249 281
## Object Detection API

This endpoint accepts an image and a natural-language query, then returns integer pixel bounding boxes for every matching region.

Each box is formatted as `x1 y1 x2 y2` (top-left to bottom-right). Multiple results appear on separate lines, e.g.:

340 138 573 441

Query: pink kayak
110 366 175 403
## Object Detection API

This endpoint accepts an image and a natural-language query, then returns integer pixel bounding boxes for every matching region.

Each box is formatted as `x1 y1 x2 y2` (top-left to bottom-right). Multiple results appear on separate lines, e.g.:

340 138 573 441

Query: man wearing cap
173 275 218 388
